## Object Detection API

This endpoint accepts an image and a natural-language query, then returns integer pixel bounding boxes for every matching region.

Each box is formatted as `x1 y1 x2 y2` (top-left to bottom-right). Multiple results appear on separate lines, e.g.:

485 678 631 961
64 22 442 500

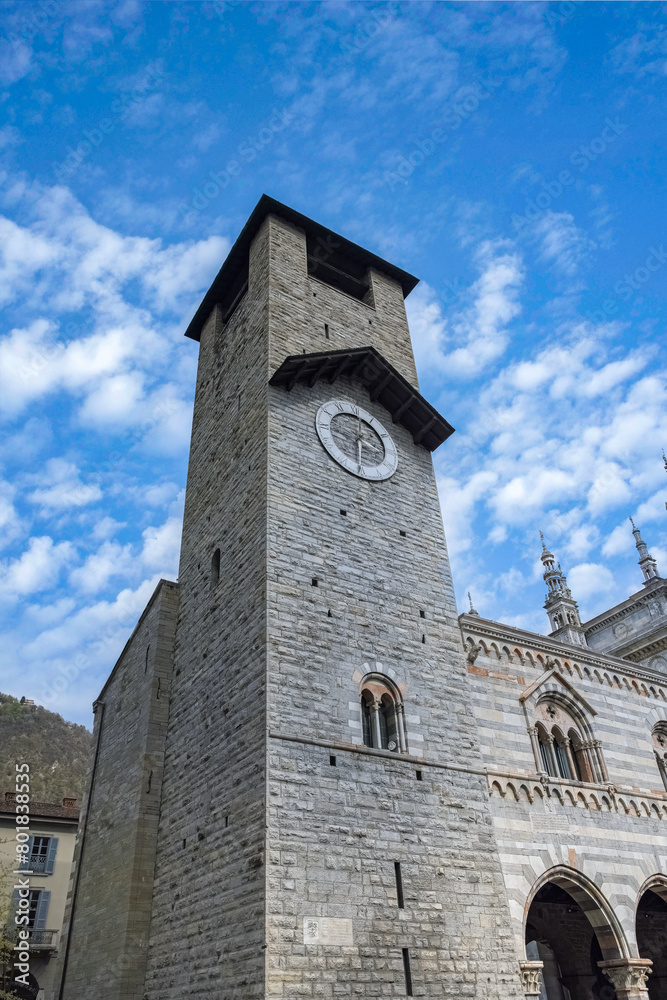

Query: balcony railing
21 856 48 874
8 928 58 950
29 929 58 949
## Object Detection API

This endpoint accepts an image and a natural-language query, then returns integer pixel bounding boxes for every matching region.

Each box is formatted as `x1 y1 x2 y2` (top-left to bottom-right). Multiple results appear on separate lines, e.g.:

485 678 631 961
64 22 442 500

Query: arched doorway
637 879 667 1000
9 971 40 999
524 868 628 999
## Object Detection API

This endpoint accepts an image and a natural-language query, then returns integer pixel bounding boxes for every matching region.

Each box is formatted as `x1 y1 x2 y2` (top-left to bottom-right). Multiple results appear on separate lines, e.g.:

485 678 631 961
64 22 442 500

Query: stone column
545 735 559 777
583 740 602 782
371 700 382 749
518 961 543 997
396 703 407 753
598 958 653 999
528 727 545 773
594 739 609 782
563 737 578 781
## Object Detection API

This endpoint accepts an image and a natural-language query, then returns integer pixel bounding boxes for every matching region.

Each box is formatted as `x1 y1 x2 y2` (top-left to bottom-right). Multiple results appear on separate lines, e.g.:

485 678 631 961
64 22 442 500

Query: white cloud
0 479 24 550
439 469 498 560
23 577 159 662
140 234 229 312
78 371 146 426
567 562 616 601
142 482 180 507
532 211 596 277
0 217 59 304
601 521 635 559
610 19 667 77
0 186 228 423
92 516 126 540
0 40 32 85
439 319 667 631
408 240 523 379
634 489 667 525
140 516 181 574
0 536 74 600
70 540 135 594
27 459 102 510
192 121 224 152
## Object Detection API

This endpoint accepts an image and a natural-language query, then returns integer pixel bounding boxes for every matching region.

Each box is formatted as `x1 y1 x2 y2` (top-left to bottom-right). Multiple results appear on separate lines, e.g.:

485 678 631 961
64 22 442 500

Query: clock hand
357 438 362 467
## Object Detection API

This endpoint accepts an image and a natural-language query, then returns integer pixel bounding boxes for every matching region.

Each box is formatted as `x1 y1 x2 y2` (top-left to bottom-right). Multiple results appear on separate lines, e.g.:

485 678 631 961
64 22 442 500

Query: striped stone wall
460 611 667 964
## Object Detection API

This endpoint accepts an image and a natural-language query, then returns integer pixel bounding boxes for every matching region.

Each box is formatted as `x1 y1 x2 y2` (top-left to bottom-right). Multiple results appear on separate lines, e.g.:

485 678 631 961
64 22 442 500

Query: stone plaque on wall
303 917 354 946
531 813 569 832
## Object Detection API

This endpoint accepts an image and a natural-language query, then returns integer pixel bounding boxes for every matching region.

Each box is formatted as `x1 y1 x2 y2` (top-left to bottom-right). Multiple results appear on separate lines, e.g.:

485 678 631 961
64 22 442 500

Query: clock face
315 400 398 481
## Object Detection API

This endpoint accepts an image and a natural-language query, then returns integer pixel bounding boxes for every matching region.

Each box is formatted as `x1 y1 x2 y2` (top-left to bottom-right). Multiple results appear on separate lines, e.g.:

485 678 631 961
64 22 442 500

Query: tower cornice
185 194 419 342
269 346 454 452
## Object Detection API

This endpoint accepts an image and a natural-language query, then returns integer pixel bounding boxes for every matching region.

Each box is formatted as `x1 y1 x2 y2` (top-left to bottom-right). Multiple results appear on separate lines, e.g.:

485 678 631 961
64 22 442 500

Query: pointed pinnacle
540 530 547 551
629 515 636 530
468 591 474 612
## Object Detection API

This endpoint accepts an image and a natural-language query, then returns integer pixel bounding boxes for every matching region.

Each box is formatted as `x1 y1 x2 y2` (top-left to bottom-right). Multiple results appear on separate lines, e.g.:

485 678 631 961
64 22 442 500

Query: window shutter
33 891 50 931
19 835 34 869
45 837 58 874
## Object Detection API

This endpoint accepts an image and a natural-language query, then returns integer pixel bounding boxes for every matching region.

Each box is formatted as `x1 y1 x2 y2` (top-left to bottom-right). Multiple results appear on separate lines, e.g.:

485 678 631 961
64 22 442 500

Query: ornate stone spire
467 591 479 616
629 517 659 585
540 533 587 646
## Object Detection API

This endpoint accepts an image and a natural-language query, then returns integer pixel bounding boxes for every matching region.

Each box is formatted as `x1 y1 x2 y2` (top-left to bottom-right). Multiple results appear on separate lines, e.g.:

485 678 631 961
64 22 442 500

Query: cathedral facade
54 198 667 1000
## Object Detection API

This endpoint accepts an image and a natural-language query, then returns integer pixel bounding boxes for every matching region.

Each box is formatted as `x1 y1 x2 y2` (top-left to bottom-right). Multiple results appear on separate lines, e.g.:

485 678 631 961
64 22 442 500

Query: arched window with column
359 674 407 753
528 695 607 784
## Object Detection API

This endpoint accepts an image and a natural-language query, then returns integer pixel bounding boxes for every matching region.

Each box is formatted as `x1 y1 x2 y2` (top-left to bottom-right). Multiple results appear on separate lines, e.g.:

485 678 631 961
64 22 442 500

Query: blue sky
0 1 666 727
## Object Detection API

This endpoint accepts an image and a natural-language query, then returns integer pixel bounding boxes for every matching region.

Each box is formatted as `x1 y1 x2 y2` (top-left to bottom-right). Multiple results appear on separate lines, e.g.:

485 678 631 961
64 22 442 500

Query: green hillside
0 694 92 803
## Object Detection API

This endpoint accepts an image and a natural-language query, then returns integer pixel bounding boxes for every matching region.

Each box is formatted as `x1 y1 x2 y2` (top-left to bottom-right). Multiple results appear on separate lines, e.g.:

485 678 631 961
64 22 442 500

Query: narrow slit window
324 323 329 339
394 862 404 908
402 948 413 996
211 548 221 586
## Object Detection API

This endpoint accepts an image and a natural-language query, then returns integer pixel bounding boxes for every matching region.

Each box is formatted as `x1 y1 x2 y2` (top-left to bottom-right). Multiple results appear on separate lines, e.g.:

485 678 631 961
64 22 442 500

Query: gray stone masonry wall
264 213 523 997
143 219 273 1000
57 578 179 1000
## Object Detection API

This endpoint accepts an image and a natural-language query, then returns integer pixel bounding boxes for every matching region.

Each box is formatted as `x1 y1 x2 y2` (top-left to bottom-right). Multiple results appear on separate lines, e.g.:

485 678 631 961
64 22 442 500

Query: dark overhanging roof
185 195 419 342
269 346 454 452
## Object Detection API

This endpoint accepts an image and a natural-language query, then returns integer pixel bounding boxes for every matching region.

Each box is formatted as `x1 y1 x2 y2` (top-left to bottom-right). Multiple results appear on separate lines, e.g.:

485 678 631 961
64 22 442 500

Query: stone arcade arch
636 877 667 1000
521 867 651 1000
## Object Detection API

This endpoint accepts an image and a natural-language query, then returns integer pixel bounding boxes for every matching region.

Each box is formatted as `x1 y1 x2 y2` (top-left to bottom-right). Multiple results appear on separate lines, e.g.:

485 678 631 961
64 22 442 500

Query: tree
0 842 19 998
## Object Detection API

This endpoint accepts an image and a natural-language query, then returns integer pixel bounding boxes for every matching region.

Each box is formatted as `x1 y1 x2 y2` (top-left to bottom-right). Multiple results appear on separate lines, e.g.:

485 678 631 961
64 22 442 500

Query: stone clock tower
57 197 524 999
